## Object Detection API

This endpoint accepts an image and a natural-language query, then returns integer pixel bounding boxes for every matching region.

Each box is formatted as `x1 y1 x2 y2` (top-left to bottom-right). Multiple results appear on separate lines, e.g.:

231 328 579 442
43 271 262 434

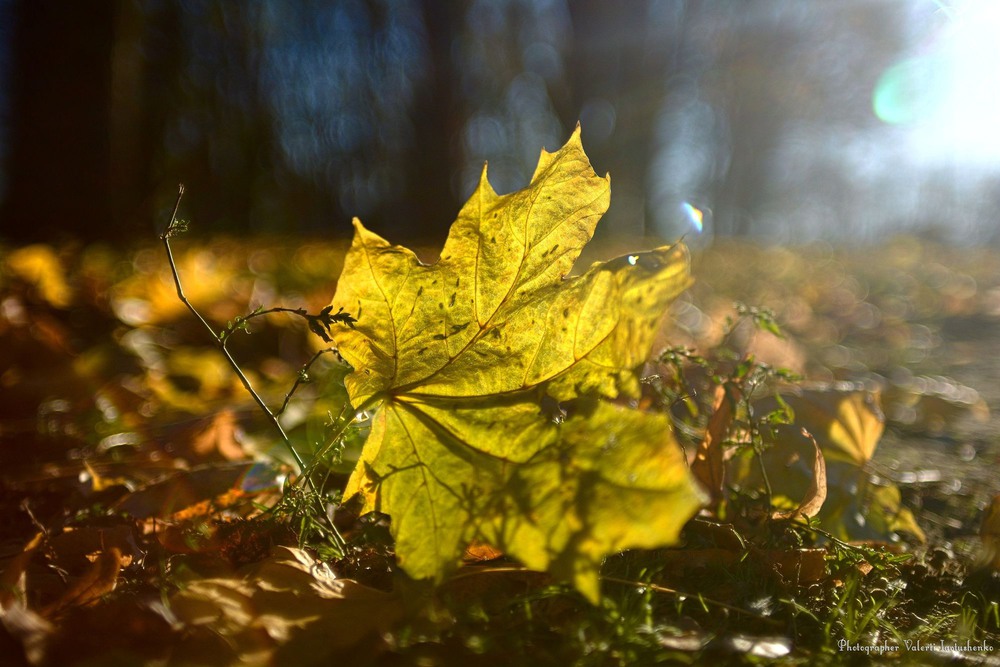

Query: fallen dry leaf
0 532 43 613
771 430 827 521
691 383 738 505
190 409 247 461
169 546 402 665
463 542 505 563
759 385 884 467
41 547 130 617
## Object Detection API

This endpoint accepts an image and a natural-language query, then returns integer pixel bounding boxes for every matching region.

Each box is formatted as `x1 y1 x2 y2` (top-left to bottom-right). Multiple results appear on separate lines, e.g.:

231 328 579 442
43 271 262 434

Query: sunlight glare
875 0 1000 164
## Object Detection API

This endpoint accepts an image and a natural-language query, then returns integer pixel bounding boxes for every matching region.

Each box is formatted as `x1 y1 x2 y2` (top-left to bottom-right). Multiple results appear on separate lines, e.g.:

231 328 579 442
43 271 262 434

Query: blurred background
1 0 997 247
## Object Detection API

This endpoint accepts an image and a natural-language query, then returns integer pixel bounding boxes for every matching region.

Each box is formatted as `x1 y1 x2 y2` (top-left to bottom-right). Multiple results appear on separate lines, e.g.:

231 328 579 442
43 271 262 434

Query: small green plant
954 591 1000 642
824 570 902 647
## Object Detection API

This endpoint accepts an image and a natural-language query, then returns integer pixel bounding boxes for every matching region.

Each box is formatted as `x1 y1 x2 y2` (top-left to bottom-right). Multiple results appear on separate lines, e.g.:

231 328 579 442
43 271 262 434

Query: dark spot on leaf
418 347 428 354
417 287 423 297
563 308 570 318
450 322 471 334
449 293 456 307
433 334 446 340
438 303 444 310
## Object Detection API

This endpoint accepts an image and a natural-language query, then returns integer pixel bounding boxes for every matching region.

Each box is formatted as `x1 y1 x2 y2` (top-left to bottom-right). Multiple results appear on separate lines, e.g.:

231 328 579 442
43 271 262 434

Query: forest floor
1 235 999 665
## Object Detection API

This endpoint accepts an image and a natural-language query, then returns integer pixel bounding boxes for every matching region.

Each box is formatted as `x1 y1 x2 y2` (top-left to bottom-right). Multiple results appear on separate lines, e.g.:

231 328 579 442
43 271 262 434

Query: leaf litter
1 129 999 664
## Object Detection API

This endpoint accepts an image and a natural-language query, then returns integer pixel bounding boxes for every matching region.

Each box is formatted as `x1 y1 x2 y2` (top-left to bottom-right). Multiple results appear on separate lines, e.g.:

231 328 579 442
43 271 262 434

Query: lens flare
872 56 946 126
681 202 704 234
873 0 1000 163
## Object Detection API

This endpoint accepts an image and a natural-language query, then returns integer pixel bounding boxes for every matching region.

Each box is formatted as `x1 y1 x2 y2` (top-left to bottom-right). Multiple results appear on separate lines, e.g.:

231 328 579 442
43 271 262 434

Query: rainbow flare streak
681 202 704 233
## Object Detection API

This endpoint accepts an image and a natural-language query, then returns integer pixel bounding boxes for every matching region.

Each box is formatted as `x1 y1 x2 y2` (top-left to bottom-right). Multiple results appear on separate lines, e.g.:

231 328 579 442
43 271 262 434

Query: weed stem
159 184 345 552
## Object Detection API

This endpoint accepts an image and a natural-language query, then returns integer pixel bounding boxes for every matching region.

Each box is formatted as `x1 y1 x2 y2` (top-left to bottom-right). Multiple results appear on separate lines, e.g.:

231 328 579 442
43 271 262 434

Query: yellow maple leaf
329 127 704 602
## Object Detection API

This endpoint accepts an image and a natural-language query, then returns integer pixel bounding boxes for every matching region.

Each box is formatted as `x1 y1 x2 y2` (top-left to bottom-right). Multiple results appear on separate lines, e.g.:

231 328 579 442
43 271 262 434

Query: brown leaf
169 547 402 665
48 525 137 573
191 410 246 461
771 430 827 521
0 532 43 614
41 548 129 617
463 542 505 563
115 461 278 519
757 385 883 467
762 548 827 585
1 605 53 665
691 383 738 504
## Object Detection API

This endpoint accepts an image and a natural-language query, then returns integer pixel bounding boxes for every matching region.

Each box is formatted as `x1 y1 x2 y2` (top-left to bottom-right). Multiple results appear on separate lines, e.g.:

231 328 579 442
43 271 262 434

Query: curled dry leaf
463 542 505 563
40 547 131 617
0 532 44 613
190 409 247 461
690 383 738 505
734 384 924 542
755 384 884 467
1 533 52 666
771 430 827 521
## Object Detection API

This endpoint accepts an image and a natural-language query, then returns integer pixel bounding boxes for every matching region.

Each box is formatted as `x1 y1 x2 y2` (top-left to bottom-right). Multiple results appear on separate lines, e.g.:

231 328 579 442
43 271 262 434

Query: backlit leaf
755 384 884 467
733 386 922 542
329 128 705 601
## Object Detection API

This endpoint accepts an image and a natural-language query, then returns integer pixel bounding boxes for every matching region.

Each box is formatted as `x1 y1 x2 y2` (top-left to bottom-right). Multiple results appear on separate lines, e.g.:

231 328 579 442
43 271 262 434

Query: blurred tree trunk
1 0 119 242
395 0 467 245
554 0 676 239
